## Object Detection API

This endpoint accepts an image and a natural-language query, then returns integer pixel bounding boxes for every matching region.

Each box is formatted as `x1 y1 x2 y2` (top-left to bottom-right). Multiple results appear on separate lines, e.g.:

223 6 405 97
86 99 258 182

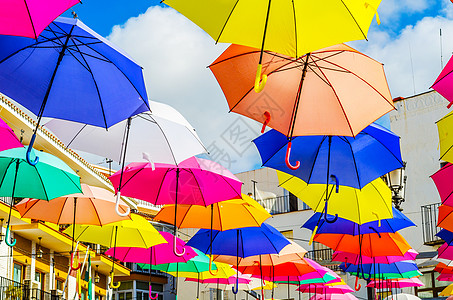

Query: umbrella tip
71 10 78 19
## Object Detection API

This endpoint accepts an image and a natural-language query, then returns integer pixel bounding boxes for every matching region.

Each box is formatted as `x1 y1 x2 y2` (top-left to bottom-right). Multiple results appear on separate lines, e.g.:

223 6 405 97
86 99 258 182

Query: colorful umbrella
209 44 393 154
441 284 453 297
254 123 402 188
154 194 270 230
313 232 412 257
332 249 418 265
0 17 149 165
303 207 414 236
0 0 80 39
297 281 354 294
437 205 453 232
366 278 424 289
0 117 23 152
0 147 81 247
186 275 253 291
340 261 419 279
310 294 358 300
437 111 453 163
431 163 453 205
278 171 392 225
432 54 453 108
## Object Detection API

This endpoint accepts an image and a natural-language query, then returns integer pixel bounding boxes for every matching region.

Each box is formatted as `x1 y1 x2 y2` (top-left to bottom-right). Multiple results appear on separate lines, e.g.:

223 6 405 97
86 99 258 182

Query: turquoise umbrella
0 147 81 246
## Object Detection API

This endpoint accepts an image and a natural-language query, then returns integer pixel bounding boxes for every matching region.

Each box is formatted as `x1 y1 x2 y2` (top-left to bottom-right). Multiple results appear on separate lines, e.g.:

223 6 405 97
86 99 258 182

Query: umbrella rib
309 56 354 136
306 136 328 183
363 131 404 168
354 188 361 225
153 168 173 206
345 138 362 189
32 164 49 200
152 117 178 165
339 0 367 40
65 124 88 149
70 40 108 129
0 159 15 190
440 143 453 161
214 0 241 43
89 197 103 226
178 205 192 229
71 38 149 110
22 0 38 39
59 168 83 194
187 169 208 206
433 68 453 86
370 181 393 218
55 197 68 225
65 48 91 72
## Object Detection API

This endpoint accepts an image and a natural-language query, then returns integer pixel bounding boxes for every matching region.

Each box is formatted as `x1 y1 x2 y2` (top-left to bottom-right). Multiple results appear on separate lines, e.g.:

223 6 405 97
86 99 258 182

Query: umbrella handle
448 102 453 109
173 233 186 257
323 201 338 223
364 2 381 25
368 226 381 238
372 212 381 227
5 225 16 247
330 175 339 193
355 276 361 291
254 64 268 93
70 252 81 271
208 255 218 276
115 192 130 217
261 111 271 133
149 284 159 299
308 225 318 246
285 142 300 170
109 271 121 289
232 276 239 294
26 139 39 166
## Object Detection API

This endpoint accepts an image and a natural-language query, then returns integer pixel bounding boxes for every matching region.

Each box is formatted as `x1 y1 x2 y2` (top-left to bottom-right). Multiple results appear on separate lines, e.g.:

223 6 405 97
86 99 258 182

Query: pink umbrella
297 284 354 294
432 56 453 108
366 278 424 289
0 117 23 151
431 163 453 205
438 273 453 281
109 156 242 255
310 294 358 300
332 249 418 265
104 231 197 264
0 0 80 39
438 243 453 260
186 274 252 285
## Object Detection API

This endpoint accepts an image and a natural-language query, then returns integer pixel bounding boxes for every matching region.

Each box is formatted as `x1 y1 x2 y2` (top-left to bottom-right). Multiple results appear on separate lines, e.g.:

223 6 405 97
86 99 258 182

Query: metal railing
306 249 341 272
258 195 311 215
0 276 60 300
421 203 443 246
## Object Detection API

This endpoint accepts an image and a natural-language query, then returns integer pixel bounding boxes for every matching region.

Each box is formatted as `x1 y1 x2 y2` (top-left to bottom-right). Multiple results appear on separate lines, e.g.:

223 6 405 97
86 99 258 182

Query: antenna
408 41 416 95
440 28 444 70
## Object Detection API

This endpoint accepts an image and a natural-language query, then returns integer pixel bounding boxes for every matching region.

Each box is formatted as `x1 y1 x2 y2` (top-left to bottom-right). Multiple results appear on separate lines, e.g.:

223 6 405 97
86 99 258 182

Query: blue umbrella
253 123 403 190
187 223 290 295
303 207 415 236
437 229 453 244
0 17 149 165
340 261 420 279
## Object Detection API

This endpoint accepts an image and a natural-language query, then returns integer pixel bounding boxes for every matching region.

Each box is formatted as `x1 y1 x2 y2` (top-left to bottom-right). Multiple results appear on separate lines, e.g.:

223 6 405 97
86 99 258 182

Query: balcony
305 249 341 272
421 203 443 246
0 276 60 300
259 195 310 215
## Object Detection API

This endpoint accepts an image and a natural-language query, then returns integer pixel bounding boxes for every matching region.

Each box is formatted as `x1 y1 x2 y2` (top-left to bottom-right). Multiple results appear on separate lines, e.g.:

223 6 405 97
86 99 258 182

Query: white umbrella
44 101 207 165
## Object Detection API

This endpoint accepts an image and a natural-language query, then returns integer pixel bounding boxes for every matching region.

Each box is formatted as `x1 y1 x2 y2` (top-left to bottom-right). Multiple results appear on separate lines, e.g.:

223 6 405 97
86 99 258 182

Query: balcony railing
0 276 60 300
421 203 443 246
306 249 341 272
259 195 310 215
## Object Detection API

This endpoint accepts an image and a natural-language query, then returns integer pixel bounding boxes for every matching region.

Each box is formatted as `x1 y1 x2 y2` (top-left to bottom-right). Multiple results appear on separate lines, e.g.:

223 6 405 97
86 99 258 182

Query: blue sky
62 1 453 173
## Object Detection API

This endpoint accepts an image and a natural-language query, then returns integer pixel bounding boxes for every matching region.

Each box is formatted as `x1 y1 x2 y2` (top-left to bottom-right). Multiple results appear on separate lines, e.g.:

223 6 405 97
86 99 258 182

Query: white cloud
108 6 263 173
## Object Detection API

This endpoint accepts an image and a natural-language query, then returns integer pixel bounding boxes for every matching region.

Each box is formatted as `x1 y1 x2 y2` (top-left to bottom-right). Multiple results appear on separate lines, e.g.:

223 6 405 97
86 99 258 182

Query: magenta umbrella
310 294 358 300
432 55 453 108
437 242 453 260
0 117 23 151
0 0 80 39
438 273 453 281
109 156 243 256
366 278 424 289
332 249 418 265
297 284 354 294
431 163 453 205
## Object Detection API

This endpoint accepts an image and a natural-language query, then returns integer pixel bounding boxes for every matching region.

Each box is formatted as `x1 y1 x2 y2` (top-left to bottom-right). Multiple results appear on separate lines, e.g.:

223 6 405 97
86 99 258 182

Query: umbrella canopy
0 146 81 247
313 232 412 257
209 43 393 139
437 242 453 260
254 123 402 189
431 163 453 205
154 194 270 230
437 111 453 164
278 171 392 224
0 0 80 39
340 261 419 279
44 101 206 165
432 54 453 108
366 278 424 289
0 117 23 152
15 184 130 225
63 214 166 248
303 207 415 235
186 275 253 291
310 294 358 300
109 156 242 206
332 249 418 265
164 261 236 280
438 273 453 281
441 285 453 297
144 248 217 273
297 282 354 294
275 272 340 285
0 17 149 165
237 260 316 280
187 223 290 258
437 205 453 232
164 0 381 58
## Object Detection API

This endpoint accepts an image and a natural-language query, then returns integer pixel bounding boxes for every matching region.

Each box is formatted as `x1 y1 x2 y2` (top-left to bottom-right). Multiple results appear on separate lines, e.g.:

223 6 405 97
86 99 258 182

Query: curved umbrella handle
285 141 300 170
232 276 239 294
323 201 338 224
308 225 318 246
364 2 381 25
330 175 339 193
254 64 268 93
354 276 361 291
149 284 159 300
109 271 121 289
115 192 130 217
368 226 381 238
208 255 218 276
372 212 381 227
261 111 271 133
448 102 453 109
173 233 186 257
26 136 39 166
5 225 16 247
70 252 81 271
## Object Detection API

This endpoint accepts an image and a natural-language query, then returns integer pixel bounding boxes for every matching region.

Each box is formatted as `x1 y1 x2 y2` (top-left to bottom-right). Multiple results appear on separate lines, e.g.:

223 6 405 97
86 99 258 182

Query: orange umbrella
209 43 394 147
154 194 270 230
313 232 411 257
437 205 453 232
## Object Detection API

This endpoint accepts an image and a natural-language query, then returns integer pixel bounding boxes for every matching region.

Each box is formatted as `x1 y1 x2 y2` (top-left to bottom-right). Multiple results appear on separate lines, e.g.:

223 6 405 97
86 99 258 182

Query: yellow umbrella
252 281 278 290
437 111 453 163
441 284 453 296
163 0 382 91
277 171 393 224
63 214 166 289
154 194 271 230
165 261 236 280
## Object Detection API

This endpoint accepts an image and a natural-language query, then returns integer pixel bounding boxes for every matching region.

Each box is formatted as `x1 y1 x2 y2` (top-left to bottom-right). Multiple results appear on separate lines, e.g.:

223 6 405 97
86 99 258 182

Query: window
13 263 23 283
280 230 293 239
415 271 450 297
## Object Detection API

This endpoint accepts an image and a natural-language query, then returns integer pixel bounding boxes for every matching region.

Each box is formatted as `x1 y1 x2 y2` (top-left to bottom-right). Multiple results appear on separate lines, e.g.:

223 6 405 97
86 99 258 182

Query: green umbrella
0 147 81 246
